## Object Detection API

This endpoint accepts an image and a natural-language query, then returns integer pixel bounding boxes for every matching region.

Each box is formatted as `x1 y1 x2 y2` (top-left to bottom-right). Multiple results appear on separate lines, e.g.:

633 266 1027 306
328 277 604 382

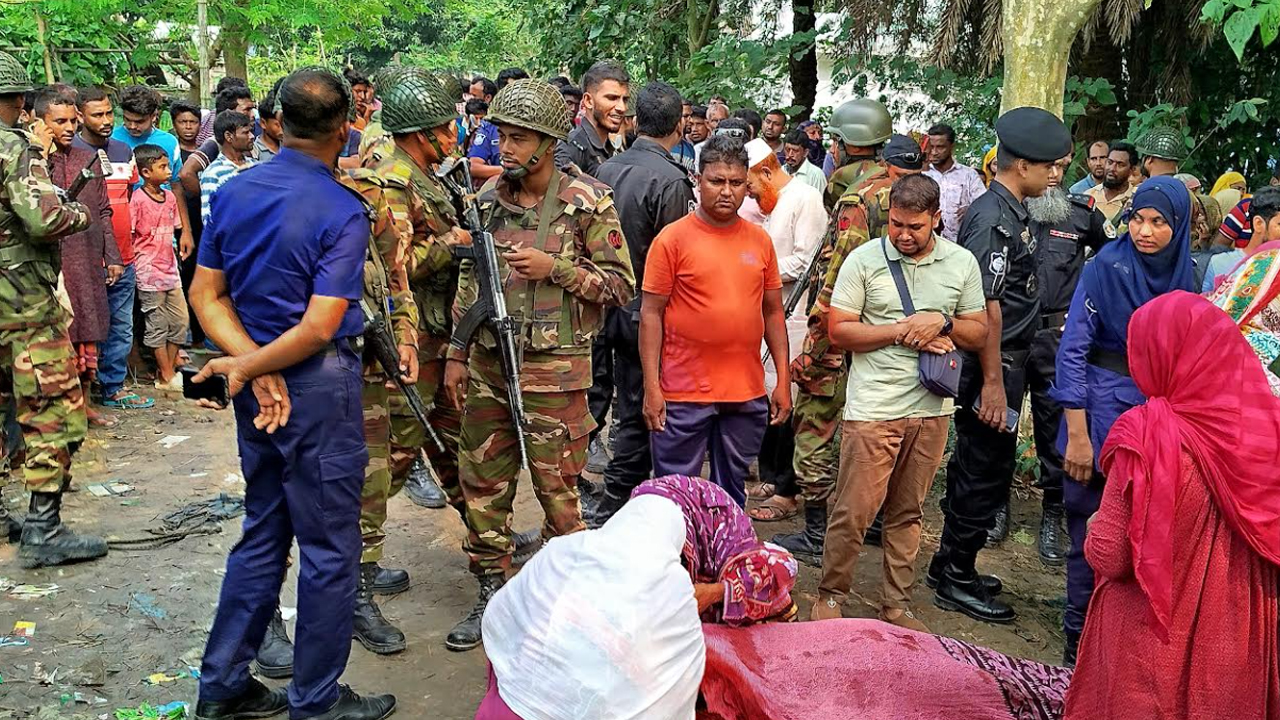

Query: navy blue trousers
198 344 367 718
650 397 769 507
1063 474 1105 636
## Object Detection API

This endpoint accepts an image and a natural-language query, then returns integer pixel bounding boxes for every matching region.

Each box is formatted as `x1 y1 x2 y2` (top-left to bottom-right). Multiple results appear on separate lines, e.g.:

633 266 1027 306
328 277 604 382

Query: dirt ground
0 391 1068 719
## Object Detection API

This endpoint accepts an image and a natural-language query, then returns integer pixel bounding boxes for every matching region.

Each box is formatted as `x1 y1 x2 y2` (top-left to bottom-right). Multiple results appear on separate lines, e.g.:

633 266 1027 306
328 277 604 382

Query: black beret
995 107 1072 162
883 134 925 170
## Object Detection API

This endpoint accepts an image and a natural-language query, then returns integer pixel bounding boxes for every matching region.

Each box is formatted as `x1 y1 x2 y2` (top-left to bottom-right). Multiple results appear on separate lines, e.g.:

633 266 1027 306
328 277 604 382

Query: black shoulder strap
881 238 916 316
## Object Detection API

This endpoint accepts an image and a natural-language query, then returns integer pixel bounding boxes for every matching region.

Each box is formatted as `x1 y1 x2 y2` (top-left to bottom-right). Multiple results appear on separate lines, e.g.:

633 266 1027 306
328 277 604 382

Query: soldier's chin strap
504 136 554 181
424 130 447 162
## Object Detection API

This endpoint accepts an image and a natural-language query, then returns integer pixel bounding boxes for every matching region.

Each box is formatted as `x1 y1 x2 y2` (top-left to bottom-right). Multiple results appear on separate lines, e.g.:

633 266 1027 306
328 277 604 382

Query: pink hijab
1101 291 1280 639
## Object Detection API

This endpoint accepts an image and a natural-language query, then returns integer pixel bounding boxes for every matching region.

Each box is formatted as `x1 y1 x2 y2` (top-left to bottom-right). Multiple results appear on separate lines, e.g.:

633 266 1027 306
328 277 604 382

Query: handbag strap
881 238 916 316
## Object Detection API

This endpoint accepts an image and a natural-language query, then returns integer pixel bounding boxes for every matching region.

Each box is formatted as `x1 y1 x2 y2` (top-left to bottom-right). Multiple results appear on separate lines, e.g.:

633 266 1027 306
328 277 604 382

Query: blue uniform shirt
467 119 500 166
198 147 369 345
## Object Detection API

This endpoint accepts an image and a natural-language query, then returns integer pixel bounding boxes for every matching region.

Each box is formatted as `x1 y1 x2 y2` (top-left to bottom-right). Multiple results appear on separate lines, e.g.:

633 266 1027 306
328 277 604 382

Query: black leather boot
370 563 410 596
295 684 396 720
924 562 1003 595
254 606 293 679
1063 630 1080 668
353 563 406 655
402 457 446 509
1038 504 1067 567
0 487 20 543
18 491 107 568
986 502 1011 547
863 510 884 547
512 529 543 566
445 573 505 652
195 677 288 720
771 503 826 568
934 564 1016 624
586 490 626 529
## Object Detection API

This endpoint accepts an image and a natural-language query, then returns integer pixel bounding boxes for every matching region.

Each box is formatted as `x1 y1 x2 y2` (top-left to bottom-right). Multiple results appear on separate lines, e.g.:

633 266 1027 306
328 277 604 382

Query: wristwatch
940 314 954 337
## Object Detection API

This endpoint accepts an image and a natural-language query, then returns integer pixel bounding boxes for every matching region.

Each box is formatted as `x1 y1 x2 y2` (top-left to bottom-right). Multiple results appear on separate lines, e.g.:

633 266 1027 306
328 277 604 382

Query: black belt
1087 347 1130 377
1040 311 1068 330
324 337 362 357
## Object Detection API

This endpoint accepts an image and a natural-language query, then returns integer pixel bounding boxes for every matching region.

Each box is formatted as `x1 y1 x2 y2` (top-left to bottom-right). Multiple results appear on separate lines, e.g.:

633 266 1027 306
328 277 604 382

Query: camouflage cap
487 79 571 141
380 71 457 134
0 51 32 95
830 98 892 147
1137 126 1188 162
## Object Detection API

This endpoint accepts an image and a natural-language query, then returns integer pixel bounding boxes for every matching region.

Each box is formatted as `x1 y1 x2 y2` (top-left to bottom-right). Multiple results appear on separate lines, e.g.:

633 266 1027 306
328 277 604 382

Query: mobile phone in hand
971 397 1020 433
181 366 229 406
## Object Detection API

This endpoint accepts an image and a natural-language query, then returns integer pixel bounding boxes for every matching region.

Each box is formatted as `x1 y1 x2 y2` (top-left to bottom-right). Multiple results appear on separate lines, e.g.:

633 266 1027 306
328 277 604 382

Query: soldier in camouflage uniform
824 99 893 209
772 134 926 567
0 51 105 569
441 79 635 651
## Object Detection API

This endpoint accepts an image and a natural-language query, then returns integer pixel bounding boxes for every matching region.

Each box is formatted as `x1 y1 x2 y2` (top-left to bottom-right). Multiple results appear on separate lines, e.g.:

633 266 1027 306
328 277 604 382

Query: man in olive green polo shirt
810 174 988 631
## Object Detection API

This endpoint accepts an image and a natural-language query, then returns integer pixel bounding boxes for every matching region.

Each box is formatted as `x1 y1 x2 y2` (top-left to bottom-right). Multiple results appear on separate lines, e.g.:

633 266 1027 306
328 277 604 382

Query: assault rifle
436 158 529 470
762 240 825 366
360 299 445 453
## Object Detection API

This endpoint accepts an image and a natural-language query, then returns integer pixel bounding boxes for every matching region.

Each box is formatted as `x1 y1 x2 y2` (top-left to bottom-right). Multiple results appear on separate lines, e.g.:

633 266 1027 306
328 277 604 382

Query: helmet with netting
829 98 892 147
0 51 32 95
1136 126 1189 162
433 72 464 103
380 72 457 134
487 79 571 141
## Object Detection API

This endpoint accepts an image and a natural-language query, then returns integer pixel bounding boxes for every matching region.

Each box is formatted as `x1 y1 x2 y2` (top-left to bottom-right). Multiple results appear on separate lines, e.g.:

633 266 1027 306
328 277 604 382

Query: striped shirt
200 154 257 224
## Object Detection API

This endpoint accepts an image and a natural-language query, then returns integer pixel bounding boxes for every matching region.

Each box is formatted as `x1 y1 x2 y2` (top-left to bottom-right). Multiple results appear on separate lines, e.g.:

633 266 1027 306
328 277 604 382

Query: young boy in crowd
129 144 189 392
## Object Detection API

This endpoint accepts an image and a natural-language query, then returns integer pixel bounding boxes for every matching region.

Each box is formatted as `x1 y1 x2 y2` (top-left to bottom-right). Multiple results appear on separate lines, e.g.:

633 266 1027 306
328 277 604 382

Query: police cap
883 134 925 170
994 107 1072 162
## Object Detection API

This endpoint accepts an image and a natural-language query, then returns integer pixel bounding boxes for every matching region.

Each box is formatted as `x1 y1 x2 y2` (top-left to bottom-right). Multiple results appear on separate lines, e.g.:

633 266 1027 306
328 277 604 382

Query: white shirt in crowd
763 178 828 284
924 161 986 243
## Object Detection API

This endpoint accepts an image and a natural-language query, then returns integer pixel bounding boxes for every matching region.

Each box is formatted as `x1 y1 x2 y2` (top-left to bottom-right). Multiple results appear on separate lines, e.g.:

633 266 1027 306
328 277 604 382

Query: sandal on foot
746 482 776 501
99 392 155 410
748 497 799 522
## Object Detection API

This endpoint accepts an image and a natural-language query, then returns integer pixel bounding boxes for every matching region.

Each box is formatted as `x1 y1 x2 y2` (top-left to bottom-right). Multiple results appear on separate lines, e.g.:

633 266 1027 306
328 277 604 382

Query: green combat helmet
1137 126 1188 162
434 72 465 104
829 98 892 147
0 51 33 95
488 79 571 141
380 72 456 134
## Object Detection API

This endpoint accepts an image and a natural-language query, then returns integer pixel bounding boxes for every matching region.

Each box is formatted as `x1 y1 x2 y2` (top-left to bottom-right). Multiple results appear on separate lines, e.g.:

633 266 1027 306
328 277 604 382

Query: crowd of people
1 46 1278 720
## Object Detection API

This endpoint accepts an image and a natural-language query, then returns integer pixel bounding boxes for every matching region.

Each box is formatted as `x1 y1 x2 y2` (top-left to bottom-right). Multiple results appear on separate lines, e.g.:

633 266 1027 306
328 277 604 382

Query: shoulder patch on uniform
1069 193 1095 210
607 229 623 250
994 224 1012 238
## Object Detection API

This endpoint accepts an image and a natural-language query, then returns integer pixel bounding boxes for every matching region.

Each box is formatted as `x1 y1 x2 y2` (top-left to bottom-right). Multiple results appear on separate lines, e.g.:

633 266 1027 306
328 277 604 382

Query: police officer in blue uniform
190 68 396 720
928 107 1072 625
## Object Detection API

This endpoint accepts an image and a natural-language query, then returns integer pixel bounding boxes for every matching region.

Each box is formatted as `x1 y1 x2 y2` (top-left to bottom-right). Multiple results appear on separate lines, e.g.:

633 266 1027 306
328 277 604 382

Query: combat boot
402 456 446 509
353 563 406 655
772 503 826 568
370 563 410 595
585 436 610 474
295 685 395 720
445 573 505 652
1038 504 1067 566
18 491 107 568
0 487 21 543
254 606 293 679
512 529 543 567
985 501 1010 546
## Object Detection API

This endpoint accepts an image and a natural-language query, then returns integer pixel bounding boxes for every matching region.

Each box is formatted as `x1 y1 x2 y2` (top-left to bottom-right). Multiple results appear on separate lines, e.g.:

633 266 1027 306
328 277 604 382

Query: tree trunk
34 9 56 83
686 0 718 57
222 28 249 80
1000 0 1104 117
788 0 817 120
1069 30 1125 142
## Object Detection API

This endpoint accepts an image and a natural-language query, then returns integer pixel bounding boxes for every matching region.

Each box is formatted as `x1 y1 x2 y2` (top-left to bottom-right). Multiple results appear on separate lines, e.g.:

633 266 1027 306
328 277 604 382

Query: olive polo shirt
831 235 985 422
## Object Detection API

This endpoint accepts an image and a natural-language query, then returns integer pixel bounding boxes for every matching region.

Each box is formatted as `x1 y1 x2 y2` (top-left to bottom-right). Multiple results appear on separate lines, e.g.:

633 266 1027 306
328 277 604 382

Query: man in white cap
745 137 829 310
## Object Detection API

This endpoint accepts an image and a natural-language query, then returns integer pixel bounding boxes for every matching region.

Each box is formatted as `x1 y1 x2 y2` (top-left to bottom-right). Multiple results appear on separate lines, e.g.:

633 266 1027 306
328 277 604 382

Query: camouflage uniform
0 122 91 496
824 156 884 211
790 164 890 504
449 168 635 575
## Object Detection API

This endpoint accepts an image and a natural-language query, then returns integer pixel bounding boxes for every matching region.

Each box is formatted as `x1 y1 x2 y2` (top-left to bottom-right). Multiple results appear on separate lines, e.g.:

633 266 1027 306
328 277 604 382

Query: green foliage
679 30 818 110
1124 97 1269 179
1202 0 1280 60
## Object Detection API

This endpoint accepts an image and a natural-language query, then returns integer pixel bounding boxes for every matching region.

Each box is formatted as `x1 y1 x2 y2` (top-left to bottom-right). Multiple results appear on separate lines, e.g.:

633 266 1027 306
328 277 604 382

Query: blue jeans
198 343 367 717
98 264 136 397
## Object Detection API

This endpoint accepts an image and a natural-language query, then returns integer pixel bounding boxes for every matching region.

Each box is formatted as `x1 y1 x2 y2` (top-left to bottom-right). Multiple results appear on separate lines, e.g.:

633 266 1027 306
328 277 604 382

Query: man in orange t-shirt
640 135 793 505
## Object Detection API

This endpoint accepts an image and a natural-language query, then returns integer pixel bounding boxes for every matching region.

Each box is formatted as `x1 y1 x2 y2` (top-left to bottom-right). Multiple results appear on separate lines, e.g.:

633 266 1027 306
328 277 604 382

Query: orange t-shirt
643 212 783 403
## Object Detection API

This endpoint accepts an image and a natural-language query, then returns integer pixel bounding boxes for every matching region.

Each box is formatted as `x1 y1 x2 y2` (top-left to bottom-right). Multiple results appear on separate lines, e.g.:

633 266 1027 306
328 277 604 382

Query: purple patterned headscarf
632 475 797 625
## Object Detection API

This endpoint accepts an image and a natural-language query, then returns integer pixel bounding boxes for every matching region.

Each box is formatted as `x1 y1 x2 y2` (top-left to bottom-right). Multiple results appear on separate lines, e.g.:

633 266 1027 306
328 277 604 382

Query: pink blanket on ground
700 619 1072 720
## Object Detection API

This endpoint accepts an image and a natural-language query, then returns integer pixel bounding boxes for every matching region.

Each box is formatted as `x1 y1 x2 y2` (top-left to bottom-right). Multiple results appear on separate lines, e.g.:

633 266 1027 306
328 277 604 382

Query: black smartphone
181 366 229 406
971 397 1020 433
